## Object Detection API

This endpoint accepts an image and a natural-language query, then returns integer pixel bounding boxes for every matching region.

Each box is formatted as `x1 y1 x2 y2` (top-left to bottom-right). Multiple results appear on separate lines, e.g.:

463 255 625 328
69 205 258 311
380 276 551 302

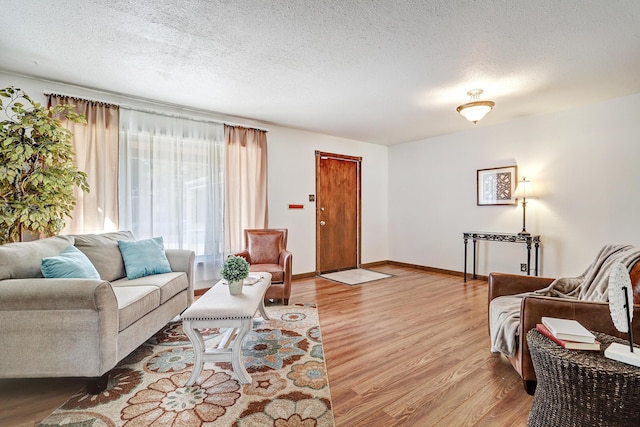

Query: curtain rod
119 105 268 130
43 89 269 132
43 90 117 107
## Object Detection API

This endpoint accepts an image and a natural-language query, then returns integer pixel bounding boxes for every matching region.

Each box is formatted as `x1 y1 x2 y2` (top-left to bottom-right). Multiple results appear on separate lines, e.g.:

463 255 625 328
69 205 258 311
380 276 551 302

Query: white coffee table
181 273 271 385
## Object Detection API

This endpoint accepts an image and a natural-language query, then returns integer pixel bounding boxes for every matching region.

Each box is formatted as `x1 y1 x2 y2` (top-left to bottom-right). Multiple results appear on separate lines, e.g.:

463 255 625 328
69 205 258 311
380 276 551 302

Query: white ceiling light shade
456 89 495 124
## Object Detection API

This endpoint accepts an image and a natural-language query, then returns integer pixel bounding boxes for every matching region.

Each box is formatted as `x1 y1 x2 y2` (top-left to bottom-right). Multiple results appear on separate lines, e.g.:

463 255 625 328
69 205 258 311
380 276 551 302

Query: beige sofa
0 231 194 391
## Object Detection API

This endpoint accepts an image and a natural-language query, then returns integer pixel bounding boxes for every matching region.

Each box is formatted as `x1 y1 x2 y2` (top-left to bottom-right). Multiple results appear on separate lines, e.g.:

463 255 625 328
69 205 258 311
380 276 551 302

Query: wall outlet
520 263 527 272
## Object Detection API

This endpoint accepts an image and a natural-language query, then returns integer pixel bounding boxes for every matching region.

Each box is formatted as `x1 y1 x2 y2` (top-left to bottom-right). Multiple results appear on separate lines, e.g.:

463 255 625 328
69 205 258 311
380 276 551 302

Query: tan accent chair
234 229 292 304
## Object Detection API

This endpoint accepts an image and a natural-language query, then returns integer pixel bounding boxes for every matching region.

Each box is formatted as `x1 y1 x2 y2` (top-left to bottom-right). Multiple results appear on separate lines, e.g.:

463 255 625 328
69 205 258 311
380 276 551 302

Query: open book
243 274 262 285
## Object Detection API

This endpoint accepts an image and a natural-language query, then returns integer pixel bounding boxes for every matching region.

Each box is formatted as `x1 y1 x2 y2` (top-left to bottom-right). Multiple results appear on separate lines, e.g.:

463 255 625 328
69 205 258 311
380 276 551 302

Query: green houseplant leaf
220 255 250 282
0 87 89 244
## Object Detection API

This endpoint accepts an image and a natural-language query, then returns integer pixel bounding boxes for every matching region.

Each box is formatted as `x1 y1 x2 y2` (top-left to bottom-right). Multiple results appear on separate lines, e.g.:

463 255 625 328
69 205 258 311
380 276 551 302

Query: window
119 109 224 281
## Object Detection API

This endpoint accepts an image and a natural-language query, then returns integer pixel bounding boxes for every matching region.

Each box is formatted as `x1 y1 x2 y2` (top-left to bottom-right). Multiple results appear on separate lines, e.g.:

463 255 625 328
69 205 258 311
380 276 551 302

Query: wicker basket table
527 329 640 427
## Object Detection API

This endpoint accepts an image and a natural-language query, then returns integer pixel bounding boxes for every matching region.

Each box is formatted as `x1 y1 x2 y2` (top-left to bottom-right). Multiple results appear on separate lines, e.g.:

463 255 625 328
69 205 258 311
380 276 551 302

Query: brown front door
315 151 361 274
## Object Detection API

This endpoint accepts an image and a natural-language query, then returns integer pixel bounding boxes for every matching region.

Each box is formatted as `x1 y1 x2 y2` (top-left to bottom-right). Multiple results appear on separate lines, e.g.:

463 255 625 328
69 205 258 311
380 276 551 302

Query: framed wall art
477 165 517 206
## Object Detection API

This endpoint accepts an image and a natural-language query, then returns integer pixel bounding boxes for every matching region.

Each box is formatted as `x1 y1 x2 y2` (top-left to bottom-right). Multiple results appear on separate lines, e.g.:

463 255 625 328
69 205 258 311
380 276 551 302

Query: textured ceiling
1 0 640 145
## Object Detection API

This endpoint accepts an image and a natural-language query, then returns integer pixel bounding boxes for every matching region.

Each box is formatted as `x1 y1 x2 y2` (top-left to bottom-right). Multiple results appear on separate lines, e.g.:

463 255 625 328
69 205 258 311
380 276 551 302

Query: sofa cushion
111 272 188 304
118 237 172 280
112 286 160 331
41 245 100 279
0 235 74 280
249 264 284 283
247 233 283 264
73 231 134 282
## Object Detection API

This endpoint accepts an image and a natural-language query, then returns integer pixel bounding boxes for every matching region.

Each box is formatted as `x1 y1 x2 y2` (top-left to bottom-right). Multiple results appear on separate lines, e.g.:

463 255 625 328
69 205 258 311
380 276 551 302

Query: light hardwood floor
0 264 532 426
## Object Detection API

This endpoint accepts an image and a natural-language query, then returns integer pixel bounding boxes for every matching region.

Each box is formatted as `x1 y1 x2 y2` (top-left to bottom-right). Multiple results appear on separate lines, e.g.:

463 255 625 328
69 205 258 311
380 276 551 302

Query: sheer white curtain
119 108 225 281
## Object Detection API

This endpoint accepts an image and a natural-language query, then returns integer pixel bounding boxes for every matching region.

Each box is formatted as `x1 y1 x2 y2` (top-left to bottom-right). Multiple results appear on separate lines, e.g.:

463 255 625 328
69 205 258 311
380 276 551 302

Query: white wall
266 126 389 274
389 92 640 278
0 73 389 275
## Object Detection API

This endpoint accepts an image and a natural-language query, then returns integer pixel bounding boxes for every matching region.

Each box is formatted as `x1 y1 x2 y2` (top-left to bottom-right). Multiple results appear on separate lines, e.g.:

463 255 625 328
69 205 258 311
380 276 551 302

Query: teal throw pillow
41 245 101 279
118 237 172 280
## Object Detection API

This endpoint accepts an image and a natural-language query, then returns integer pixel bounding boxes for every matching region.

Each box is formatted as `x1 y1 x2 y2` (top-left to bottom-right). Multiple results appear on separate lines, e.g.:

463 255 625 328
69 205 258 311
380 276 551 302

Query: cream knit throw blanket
489 244 640 357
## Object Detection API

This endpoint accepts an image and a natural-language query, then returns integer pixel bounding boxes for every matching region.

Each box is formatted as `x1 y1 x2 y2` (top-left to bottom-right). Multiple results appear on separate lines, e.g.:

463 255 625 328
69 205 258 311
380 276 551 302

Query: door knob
320 221 326 226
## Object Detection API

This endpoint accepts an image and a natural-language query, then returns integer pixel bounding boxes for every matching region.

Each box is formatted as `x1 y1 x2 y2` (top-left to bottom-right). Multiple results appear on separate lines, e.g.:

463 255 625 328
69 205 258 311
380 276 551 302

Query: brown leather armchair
489 261 640 395
234 229 292 304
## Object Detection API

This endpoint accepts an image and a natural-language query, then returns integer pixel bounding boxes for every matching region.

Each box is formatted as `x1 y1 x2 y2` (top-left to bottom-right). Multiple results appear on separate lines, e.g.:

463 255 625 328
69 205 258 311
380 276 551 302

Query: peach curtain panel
224 125 268 253
47 95 119 233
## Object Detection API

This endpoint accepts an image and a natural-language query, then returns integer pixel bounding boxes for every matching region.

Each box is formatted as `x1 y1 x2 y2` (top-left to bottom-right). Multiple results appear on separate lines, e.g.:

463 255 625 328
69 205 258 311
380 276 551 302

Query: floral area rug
38 303 334 427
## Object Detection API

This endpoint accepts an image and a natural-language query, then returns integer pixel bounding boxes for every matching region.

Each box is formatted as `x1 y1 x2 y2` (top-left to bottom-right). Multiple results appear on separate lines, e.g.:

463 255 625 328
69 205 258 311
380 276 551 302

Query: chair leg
283 298 289 305
86 372 110 395
523 379 537 395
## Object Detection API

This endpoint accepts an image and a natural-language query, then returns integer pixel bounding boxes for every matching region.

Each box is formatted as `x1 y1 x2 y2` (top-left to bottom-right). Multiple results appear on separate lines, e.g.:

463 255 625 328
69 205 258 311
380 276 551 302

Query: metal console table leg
462 232 542 280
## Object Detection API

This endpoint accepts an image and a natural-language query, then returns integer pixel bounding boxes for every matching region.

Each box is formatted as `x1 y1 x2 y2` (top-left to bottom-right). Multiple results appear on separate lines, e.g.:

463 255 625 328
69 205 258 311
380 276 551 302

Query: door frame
315 150 362 274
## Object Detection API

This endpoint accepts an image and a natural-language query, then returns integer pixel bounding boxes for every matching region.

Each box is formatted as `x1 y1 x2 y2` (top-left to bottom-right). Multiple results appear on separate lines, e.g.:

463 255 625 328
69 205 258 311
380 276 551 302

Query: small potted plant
220 255 250 295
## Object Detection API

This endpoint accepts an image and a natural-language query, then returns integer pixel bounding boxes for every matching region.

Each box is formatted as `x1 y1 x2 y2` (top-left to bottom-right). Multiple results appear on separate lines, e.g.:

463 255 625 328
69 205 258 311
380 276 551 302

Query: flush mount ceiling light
456 89 495 124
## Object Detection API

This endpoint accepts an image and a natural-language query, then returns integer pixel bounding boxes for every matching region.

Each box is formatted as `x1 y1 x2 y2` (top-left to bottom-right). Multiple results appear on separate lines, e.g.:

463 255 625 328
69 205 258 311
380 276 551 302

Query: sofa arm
165 249 195 305
0 278 120 378
279 250 292 269
488 272 555 302
233 250 250 263
517 295 640 383
0 278 117 311
279 249 293 284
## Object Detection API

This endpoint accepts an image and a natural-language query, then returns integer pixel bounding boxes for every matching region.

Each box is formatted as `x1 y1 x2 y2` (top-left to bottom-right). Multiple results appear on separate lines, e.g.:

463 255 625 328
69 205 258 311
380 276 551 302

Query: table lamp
514 177 536 236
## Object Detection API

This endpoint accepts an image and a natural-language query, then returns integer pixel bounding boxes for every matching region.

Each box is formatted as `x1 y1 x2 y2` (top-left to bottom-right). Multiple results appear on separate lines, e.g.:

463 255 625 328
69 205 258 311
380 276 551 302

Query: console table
527 329 640 426
463 231 540 282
